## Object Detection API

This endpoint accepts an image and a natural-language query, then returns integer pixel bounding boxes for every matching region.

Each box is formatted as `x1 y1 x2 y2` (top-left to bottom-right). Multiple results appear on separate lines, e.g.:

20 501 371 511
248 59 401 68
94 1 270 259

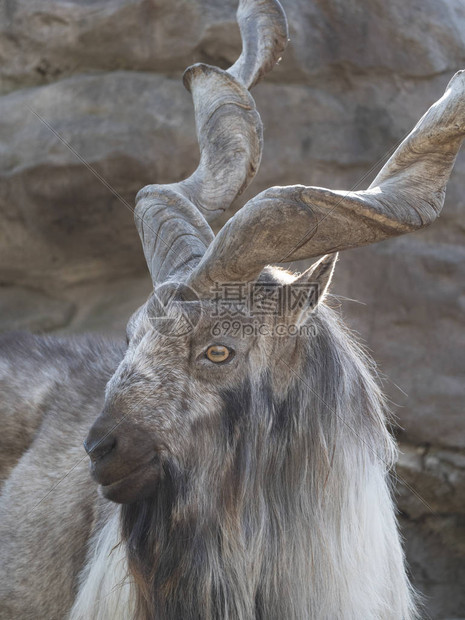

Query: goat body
0 307 415 619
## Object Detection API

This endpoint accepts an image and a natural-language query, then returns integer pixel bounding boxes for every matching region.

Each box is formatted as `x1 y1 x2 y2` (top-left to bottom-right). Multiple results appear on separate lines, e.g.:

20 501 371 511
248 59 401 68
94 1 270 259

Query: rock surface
0 0 464 616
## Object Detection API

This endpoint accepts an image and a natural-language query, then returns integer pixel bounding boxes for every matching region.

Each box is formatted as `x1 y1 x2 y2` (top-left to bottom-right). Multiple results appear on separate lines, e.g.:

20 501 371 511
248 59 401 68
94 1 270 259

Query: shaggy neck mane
121 306 405 620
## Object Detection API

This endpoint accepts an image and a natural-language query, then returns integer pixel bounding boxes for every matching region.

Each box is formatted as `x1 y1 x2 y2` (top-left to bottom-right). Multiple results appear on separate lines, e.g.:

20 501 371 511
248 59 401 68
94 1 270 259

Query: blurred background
0 0 464 616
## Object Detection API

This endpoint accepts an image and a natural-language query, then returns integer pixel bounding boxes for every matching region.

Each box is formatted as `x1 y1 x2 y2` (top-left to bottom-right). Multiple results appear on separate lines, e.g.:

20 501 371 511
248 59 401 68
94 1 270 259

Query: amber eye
205 344 233 363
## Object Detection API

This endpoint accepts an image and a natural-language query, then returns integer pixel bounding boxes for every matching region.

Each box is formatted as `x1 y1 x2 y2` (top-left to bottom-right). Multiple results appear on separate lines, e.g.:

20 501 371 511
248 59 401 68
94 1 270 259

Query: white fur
69 509 135 620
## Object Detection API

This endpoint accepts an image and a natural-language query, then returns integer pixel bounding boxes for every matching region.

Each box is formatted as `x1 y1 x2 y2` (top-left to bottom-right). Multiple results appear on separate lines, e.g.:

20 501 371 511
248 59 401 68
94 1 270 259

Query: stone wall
1 1 464 616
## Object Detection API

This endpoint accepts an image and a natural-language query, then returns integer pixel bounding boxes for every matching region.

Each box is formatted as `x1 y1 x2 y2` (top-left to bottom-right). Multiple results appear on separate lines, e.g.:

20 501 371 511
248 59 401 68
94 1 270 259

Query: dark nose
84 426 117 463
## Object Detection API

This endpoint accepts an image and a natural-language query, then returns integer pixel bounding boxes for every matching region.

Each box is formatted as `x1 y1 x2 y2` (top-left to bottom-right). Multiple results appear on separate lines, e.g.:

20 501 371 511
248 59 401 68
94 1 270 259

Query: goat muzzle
84 416 161 504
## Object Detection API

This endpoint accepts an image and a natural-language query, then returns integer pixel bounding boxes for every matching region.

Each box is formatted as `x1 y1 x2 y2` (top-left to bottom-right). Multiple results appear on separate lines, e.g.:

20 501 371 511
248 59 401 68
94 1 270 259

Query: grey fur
0 286 417 619
0 333 124 619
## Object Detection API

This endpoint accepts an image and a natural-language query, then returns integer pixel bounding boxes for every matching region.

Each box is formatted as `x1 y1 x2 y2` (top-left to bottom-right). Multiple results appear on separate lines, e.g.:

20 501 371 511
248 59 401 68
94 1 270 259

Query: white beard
69 508 135 620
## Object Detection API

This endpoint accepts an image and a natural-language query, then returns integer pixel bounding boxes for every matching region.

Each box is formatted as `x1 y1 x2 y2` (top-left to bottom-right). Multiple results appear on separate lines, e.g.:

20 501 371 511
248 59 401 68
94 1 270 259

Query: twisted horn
135 0 288 286
229 0 288 89
187 71 465 293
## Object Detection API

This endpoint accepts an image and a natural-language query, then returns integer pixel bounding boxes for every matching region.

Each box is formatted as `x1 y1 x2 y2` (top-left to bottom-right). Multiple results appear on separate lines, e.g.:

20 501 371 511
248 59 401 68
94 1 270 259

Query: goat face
83 265 332 504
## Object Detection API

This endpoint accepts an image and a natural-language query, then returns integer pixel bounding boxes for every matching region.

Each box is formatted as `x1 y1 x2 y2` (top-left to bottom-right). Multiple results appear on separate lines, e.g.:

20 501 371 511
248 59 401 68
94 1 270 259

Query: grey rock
2 0 464 94
278 0 465 83
396 442 465 518
333 237 465 449
0 285 74 332
401 515 465 619
0 71 196 288
0 0 239 95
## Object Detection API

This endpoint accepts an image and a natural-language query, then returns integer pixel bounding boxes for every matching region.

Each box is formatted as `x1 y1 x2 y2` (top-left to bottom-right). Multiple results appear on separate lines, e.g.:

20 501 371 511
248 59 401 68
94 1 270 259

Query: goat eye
205 345 233 363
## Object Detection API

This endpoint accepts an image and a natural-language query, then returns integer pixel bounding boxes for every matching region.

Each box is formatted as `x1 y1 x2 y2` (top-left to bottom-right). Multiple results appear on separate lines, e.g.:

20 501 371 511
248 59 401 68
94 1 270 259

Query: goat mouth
99 456 161 503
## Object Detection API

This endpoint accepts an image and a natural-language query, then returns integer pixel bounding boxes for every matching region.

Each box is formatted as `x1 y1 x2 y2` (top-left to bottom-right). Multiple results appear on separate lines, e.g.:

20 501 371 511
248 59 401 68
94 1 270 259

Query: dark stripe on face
220 371 301 441
219 377 252 444
272 381 301 436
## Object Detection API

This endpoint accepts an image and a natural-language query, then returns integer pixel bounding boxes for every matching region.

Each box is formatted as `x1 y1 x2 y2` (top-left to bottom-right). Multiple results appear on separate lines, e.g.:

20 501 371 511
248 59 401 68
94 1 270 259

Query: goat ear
287 253 338 323
307 252 338 303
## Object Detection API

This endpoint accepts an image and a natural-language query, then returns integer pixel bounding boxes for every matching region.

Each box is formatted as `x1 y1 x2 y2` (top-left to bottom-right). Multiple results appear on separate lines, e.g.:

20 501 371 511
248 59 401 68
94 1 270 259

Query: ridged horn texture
135 0 288 286
228 0 288 88
187 71 465 295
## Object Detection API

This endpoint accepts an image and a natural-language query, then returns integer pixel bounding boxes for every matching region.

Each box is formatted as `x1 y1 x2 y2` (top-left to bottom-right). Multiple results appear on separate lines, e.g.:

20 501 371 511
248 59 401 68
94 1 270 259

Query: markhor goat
1 1 465 618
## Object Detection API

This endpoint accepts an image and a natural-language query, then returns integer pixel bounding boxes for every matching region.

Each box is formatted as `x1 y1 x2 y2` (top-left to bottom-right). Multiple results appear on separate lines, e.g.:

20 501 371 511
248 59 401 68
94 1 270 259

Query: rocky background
0 0 464 616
